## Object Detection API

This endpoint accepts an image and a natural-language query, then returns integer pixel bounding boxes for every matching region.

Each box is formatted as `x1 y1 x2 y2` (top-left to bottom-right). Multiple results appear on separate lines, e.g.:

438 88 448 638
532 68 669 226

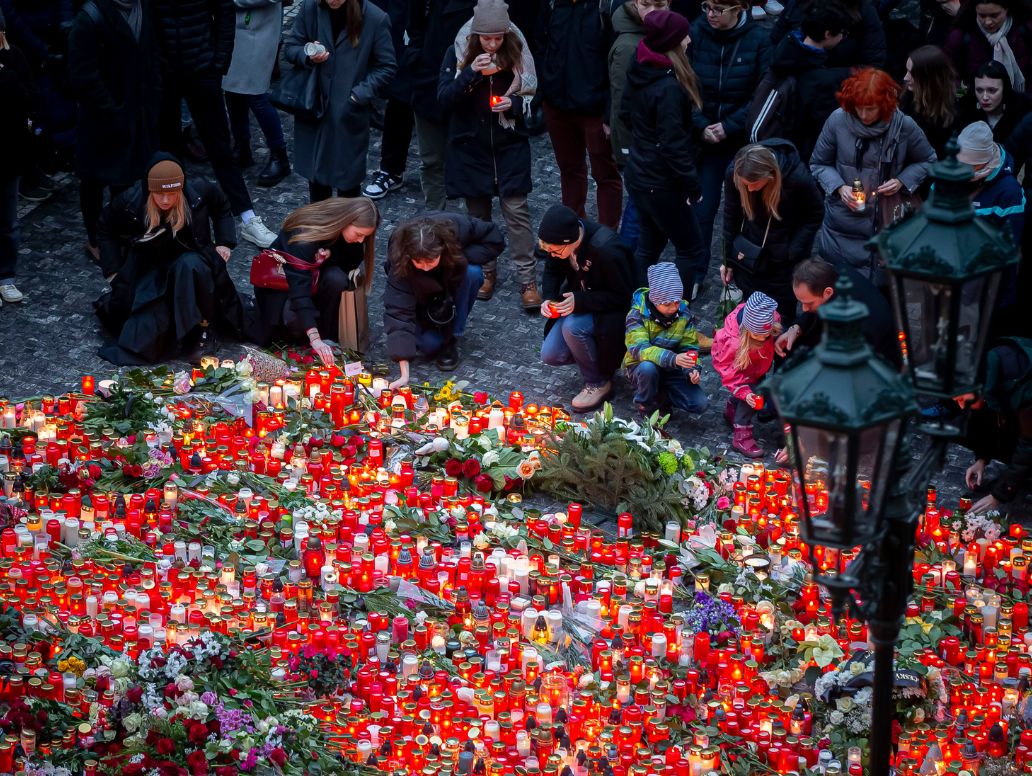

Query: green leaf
245 539 268 552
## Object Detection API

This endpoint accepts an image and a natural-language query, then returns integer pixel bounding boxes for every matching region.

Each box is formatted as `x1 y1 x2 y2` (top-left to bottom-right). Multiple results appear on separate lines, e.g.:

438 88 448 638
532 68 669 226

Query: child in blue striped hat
711 291 782 458
623 262 708 420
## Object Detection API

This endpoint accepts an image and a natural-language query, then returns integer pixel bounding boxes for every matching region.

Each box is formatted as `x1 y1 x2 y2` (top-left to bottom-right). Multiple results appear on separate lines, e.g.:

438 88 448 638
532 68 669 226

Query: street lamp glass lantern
766 279 917 552
872 142 1017 399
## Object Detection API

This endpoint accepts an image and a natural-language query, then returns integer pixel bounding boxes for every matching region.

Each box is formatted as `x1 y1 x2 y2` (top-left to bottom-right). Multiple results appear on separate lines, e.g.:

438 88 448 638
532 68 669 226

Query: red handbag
249 248 325 292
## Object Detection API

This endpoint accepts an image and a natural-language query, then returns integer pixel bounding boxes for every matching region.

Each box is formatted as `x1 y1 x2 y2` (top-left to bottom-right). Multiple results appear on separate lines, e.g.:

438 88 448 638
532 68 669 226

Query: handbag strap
739 215 773 248
261 248 327 273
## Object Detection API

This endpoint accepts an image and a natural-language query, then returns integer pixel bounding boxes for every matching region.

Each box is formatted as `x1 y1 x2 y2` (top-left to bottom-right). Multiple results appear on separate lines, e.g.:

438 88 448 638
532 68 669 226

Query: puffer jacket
607 1 645 165
711 302 779 401
770 0 886 70
149 0 236 75
536 0 610 115
620 47 701 200
622 289 699 371
810 108 936 279
689 12 771 144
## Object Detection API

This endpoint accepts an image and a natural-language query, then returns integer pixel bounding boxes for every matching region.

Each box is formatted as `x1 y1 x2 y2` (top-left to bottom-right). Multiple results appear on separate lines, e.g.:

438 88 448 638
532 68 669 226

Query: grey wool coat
283 0 397 190
810 108 936 283
224 1 283 95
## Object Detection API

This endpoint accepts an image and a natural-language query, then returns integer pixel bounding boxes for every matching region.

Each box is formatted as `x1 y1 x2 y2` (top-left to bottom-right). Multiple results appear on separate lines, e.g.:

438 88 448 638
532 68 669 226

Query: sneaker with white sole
571 381 612 413
240 215 277 248
751 4 767 18
361 170 403 200
764 0 784 14
0 284 24 303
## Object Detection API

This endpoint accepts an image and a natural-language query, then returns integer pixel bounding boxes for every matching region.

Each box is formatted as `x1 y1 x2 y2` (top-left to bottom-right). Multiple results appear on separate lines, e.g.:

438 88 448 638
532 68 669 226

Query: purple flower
201 691 218 706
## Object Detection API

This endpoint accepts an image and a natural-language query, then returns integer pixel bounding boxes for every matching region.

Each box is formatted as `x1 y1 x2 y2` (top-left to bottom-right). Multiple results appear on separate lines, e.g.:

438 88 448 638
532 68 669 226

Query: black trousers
81 180 130 248
309 182 360 202
379 97 415 177
253 265 353 344
630 185 706 294
160 71 253 215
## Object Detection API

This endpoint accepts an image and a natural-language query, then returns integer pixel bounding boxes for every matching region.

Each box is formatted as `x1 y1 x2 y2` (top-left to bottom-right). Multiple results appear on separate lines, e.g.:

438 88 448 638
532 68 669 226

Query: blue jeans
540 313 605 385
619 193 639 251
225 91 287 152
0 176 18 283
628 361 708 413
416 264 483 355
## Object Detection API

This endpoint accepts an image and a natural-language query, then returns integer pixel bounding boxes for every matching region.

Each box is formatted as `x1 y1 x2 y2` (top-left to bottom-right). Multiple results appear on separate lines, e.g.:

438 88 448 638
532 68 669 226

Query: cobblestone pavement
0 28 1025 518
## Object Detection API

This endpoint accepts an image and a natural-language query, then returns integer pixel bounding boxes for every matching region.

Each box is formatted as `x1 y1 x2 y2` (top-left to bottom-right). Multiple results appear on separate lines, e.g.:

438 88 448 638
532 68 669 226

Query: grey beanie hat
470 0 510 35
957 121 1002 175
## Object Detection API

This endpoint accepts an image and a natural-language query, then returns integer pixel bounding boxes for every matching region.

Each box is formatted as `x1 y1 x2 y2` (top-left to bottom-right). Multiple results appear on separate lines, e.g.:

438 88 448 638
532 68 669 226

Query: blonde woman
252 197 380 366
95 155 243 365
719 140 823 323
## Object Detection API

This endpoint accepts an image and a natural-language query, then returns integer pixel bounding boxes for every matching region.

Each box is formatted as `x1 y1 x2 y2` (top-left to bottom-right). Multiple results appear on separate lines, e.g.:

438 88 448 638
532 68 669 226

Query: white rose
829 710 845 726
836 697 855 713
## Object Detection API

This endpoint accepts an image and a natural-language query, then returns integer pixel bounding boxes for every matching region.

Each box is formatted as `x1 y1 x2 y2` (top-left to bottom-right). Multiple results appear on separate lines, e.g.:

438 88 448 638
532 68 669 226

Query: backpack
747 70 798 144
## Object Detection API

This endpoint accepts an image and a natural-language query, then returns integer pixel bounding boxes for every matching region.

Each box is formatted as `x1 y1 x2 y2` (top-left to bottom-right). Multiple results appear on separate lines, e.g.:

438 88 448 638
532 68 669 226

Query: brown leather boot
478 268 497 300
520 283 542 311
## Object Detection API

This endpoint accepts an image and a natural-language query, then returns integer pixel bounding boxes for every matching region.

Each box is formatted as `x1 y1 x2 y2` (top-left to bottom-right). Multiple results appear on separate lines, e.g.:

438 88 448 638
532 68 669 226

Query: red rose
126 686 144 704
269 748 288 767
156 737 176 756
331 433 347 448
462 458 481 478
215 768 238 776
187 721 209 745
88 463 102 480
186 749 208 776
163 682 178 698
474 474 494 493
444 458 463 478
473 391 488 404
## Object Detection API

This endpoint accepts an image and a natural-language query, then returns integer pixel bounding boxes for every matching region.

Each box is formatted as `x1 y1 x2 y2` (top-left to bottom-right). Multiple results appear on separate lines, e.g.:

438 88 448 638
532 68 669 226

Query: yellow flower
517 459 537 479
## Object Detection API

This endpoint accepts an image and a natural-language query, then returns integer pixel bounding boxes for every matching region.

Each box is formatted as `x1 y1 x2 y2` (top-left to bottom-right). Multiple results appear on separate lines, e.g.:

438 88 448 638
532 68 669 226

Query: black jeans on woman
252 265 354 344
630 185 706 294
309 183 360 202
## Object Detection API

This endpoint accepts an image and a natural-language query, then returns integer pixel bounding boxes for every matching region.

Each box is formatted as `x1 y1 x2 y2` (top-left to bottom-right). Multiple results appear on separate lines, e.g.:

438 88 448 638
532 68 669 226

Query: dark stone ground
1 1 1026 518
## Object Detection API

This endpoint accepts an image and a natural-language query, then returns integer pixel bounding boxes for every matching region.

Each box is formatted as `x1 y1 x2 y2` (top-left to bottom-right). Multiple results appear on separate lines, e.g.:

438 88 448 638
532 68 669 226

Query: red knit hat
643 10 691 53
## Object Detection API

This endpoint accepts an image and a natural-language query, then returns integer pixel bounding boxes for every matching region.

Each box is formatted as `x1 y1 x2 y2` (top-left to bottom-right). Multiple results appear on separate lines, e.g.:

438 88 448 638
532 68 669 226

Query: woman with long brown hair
901 45 961 157
620 10 706 294
383 212 504 388
252 197 380 365
719 140 823 322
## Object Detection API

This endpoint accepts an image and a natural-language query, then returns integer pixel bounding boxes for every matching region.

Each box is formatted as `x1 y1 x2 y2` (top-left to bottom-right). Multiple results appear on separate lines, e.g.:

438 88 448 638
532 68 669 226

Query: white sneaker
0 284 24 303
751 4 767 18
764 0 784 14
240 215 277 248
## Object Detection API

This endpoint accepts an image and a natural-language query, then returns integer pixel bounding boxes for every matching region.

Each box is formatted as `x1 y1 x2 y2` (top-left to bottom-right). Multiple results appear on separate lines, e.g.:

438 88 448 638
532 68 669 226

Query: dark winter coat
535 0 610 115
964 337 1032 503
768 32 853 162
620 50 702 201
370 0 411 101
770 0 887 70
95 165 244 362
1004 111 1032 193
958 91 1032 147
68 0 161 186
283 0 397 191
721 139 823 301
0 0 73 69
607 1 645 165
0 44 39 179
900 90 962 160
148 0 236 76
541 220 635 379
406 0 475 121
810 108 936 281
945 19 1032 93
383 212 504 361
917 0 958 49
689 13 771 146
437 50 534 199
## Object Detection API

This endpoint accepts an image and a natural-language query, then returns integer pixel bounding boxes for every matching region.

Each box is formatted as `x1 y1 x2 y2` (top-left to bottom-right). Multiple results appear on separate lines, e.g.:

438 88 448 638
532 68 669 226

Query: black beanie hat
538 205 582 245
644 10 691 54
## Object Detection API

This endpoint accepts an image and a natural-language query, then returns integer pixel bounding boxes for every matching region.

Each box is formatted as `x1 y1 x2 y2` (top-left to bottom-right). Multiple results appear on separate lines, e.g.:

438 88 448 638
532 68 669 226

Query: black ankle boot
258 148 291 187
436 341 459 371
187 325 219 364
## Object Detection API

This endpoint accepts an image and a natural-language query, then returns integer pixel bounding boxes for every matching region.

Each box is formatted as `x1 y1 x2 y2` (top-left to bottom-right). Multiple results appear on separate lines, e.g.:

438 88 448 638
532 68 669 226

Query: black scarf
111 0 142 41
646 298 678 328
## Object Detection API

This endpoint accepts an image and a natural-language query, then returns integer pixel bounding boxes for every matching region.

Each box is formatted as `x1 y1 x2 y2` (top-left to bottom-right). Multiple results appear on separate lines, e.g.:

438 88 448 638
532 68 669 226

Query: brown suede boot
478 268 497 300
520 283 542 311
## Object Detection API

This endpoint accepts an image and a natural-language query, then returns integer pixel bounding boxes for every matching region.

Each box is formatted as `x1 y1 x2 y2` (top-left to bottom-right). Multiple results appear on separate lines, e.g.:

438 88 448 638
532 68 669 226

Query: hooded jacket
689 12 771 144
620 46 701 200
622 289 699 372
711 301 780 401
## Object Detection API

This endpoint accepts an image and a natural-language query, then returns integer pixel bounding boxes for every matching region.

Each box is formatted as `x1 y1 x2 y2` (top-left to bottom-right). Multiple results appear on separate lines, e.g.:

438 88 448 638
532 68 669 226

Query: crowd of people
0 0 1029 500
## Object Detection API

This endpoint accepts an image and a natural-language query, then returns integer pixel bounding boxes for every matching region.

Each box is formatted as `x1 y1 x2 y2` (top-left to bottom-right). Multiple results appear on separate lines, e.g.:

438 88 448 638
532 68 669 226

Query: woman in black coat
688 0 771 299
719 140 823 324
252 197 380 366
68 0 160 261
958 60 1032 143
383 212 504 387
95 155 244 365
437 5 539 309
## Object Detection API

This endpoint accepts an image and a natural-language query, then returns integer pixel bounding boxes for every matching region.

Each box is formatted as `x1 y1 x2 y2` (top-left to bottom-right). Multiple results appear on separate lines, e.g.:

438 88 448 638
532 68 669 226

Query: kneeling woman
384 213 504 388
96 155 244 365
252 197 380 366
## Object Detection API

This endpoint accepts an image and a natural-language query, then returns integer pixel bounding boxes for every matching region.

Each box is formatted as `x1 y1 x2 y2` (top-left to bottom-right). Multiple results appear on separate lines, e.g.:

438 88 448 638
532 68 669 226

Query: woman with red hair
810 67 936 286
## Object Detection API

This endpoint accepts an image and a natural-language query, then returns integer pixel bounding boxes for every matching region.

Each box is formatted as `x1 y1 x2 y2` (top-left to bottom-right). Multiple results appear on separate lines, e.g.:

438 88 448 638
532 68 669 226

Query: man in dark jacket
536 0 623 229
68 0 161 261
149 0 276 248
774 257 897 363
537 204 635 412
956 337 1032 516
407 0 476 210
